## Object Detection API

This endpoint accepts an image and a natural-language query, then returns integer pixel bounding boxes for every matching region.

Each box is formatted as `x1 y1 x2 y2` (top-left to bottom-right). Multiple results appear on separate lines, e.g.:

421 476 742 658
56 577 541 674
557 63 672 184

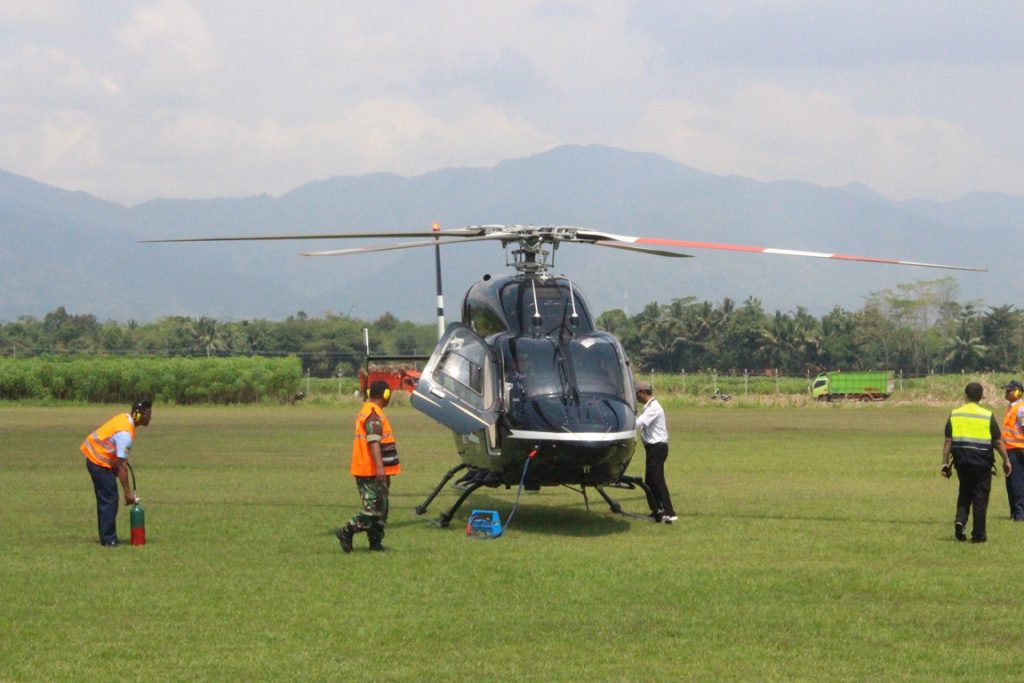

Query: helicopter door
411 323 499 434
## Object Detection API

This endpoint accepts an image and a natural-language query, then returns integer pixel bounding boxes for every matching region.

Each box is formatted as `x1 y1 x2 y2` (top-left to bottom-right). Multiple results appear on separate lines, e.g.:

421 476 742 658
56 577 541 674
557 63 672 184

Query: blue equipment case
466 509 503 538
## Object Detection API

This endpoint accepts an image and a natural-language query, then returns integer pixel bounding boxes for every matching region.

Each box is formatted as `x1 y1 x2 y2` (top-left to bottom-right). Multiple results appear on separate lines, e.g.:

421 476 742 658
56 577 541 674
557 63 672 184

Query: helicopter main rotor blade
142 223 986 272
140 228 488 244
592 241 694 258
302 233 514 256
578 230 986 272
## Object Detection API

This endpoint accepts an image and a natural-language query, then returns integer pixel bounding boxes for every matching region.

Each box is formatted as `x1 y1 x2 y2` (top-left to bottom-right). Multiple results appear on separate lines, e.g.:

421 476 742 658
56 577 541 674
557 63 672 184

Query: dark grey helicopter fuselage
441 273 638 488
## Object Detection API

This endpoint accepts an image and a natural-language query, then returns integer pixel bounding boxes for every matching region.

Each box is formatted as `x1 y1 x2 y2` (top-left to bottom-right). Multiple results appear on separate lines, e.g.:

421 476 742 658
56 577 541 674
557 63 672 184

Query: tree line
598 278 1023 376
0 308 436 377
2 278 1021 377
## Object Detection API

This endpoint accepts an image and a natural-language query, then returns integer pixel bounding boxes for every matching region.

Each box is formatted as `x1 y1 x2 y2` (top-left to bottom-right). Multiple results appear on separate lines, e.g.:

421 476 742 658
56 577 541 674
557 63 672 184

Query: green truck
812 371 894 401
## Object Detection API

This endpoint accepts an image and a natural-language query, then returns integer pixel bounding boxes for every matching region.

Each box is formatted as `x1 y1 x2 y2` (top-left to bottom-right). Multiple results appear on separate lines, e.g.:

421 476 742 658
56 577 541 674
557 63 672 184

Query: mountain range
1 144 1020 323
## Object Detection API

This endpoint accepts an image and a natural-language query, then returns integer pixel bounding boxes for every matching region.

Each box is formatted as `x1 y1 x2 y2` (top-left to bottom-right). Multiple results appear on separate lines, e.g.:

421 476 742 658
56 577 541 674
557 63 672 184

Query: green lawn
1 403 1021 681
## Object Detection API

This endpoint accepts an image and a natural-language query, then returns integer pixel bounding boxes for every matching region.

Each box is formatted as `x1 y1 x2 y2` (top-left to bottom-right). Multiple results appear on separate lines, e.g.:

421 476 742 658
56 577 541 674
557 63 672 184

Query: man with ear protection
80 399 152 546
1001 380 1024 521
337 380 401 552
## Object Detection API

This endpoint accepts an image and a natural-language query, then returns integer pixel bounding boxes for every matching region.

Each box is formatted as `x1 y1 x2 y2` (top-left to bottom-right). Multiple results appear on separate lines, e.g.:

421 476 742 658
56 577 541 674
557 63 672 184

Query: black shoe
101 540 119 547
954 522 966 541
971 536 987 543
336 526 354 554
368 540 385 552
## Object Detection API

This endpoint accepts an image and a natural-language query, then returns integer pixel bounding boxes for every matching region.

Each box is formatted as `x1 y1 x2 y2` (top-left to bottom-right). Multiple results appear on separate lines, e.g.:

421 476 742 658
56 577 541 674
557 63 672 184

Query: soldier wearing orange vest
81 399 152 546
1000 380 1024 521
336 380 400 553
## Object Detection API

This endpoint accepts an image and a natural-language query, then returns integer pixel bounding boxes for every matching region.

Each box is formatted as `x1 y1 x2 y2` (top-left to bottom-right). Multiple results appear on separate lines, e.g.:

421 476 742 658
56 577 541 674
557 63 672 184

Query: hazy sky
1 1 1020 205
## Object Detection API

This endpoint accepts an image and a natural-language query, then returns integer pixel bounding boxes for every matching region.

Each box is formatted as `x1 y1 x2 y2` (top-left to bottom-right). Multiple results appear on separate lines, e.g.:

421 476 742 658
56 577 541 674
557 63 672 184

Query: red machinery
358 365 422 397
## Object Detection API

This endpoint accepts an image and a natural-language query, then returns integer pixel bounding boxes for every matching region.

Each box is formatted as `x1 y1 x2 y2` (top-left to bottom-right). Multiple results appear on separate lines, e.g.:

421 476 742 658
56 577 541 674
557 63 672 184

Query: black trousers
86 459 119 545
643 441 675 516
954 463 992 541
1005 449 1024 520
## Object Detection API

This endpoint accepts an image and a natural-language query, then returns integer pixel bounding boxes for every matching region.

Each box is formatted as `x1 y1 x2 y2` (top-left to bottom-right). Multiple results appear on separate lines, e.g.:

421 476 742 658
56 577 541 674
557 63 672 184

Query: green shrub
0 356 301 404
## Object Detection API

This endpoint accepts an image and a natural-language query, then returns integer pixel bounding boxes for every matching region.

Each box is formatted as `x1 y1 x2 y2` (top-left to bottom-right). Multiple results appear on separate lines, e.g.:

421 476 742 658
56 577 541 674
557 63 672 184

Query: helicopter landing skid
414 463 468 517
595 475 656 516
435 480 488 528
416 465 503 528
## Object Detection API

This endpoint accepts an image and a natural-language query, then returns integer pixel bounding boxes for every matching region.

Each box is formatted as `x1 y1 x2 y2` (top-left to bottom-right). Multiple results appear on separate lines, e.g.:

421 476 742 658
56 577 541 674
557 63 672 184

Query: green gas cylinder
130 500 146 546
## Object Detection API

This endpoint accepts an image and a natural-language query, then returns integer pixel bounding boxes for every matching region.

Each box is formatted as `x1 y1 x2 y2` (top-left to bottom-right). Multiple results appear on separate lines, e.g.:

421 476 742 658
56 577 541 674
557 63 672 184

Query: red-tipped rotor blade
581 231 985 272
592 241 693 258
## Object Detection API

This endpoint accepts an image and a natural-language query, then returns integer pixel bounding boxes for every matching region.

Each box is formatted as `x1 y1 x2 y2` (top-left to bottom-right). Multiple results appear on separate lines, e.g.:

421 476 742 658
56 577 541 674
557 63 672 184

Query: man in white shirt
634 381 677 523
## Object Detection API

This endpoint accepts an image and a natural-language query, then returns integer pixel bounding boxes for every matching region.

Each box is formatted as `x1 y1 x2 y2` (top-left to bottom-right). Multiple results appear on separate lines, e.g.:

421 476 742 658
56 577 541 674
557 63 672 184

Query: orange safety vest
1003 399 1024 450
81 413 135 469
351 402 400 477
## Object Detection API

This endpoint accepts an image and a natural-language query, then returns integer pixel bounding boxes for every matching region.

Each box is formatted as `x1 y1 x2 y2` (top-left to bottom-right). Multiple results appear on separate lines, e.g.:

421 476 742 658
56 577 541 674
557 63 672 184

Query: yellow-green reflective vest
949 401 995 467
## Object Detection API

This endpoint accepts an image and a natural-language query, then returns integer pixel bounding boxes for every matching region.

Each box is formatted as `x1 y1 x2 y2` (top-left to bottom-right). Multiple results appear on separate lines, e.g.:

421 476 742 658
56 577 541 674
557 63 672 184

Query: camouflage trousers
348 476 390 542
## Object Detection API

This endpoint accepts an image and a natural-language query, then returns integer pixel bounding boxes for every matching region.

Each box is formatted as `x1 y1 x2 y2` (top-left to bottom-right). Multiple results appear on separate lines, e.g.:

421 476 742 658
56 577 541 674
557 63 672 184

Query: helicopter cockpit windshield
567 336 630 398
510 337 626 399
505 333 634 434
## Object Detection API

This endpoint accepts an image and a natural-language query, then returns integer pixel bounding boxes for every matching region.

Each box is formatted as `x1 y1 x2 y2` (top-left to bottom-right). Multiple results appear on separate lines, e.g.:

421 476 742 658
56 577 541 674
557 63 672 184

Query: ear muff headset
130 399 151 421
383 387 392 401
1015 389 1021 400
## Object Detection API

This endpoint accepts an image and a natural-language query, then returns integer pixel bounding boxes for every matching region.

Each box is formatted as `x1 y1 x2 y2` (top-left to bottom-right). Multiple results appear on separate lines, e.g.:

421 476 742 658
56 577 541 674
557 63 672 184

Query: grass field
2 402 1022 681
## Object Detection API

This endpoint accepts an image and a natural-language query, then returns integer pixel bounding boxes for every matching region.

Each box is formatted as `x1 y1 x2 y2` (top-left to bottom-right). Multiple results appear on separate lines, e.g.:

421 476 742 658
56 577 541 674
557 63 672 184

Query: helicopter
147 224 984 526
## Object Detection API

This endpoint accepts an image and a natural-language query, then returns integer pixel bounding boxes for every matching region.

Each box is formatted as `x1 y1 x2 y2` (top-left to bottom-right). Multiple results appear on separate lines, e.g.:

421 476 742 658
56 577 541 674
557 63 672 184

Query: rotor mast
501 225 571 276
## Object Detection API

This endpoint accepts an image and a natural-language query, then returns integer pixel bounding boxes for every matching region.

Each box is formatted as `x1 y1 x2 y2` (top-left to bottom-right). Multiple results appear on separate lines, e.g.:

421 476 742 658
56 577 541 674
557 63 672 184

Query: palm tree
192 317 229 357
637 301 707 372
943 331 987 372
981 305 1024 370
943 307 987 372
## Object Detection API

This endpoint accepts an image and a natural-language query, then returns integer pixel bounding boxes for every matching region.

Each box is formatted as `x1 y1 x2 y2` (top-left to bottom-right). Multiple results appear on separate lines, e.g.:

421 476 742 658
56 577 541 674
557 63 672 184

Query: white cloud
113 0 219 72
627 82 1020 200
0 1 1019 203
0 109 102 187
20 99 557 202
1 46 108 104
0 0 74 28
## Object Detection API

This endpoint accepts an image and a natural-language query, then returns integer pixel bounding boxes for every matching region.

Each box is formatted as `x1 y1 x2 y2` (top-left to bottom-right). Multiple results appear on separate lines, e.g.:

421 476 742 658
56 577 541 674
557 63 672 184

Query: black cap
1003 380 1024 392
131 398 152 413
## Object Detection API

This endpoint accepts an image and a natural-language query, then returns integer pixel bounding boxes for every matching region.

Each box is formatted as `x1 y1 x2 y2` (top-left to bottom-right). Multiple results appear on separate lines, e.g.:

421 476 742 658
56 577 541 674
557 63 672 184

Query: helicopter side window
466 300 507 337
438 348 483 399
429 328 496 412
